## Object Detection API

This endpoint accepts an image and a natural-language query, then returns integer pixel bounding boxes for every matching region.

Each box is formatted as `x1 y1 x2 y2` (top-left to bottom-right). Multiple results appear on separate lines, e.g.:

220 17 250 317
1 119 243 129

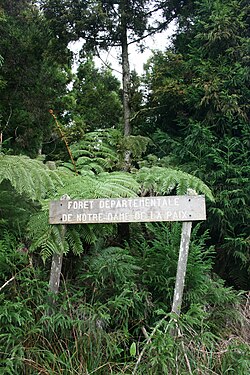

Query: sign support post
171 190 197 316
48 195 69 303
171 221 192 315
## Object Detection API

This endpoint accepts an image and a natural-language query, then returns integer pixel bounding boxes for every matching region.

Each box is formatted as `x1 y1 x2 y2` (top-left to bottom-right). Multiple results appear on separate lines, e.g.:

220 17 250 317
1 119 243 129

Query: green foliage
143 0 249 288
0 50 5 91
122 135 150 164
0 1 249 373
84 246 141 289
0 154 60 201
28 210 98 262
62 128 150 173
1 223 249 374
128 223 249 375
42 0 155 49
56 169 140 200
0 230 28 279
132 223 236 319
0 153 62 240
69 129 120 173
26 157 140 260
0 0 72 156
71 58 122 132
136 166 214 200
132 309 250 375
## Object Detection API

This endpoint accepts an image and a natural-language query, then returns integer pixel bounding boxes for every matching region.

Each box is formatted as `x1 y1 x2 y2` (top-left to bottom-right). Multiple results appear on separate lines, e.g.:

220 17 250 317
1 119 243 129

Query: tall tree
42 0 183 166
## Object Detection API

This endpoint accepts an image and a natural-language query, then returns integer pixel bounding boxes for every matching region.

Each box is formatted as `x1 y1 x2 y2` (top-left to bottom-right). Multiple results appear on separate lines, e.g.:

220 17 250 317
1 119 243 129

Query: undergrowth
0 224 249 374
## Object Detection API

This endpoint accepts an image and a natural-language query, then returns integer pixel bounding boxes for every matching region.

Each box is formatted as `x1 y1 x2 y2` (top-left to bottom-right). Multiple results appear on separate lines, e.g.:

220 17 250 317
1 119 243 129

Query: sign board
49 195 206 224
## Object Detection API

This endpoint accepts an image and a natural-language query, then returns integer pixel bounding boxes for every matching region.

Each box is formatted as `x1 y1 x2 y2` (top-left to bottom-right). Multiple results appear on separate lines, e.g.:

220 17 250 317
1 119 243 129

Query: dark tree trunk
121 23 131 137
120 0 132 171
118 2 132 238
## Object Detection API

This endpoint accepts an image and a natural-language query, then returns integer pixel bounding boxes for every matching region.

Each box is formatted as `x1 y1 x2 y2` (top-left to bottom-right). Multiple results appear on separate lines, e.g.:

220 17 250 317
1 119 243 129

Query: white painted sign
49 195 206 224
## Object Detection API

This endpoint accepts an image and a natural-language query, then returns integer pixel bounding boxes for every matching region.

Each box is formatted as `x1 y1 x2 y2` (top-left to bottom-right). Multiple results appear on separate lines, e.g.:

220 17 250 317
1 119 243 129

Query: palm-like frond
136 166 214 200
54 169 140 200
28 211 84 261
0 154 61 201
69 130 119 173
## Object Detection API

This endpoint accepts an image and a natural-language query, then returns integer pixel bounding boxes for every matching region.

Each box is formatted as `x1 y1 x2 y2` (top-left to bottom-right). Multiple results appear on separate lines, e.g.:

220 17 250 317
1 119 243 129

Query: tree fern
64 129 150 173
27 164 141 263
54 169 140 200
32 163 213 263
0 154 61 201
136 166 214 200
69 129 119 173
57 159 212 202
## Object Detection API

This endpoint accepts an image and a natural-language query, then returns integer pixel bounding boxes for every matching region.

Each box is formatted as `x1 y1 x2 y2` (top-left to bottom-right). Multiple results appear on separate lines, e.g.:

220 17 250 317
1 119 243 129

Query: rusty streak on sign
49 195 206 224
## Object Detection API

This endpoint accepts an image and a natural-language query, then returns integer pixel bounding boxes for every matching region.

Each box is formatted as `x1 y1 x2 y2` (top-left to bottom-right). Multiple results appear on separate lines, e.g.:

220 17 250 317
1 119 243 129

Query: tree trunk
118 1 132 240
120 0 131 171
121 27 131 137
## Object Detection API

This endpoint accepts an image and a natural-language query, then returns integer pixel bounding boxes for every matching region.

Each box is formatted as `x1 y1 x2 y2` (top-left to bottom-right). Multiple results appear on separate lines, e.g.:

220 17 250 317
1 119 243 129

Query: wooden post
48 245 64 295
48 195 69 298
171 190 197 316
171 221 192 315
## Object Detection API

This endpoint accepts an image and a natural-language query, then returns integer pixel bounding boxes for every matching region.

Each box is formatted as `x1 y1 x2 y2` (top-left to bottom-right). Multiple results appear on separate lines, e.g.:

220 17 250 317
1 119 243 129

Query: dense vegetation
0 0 249 374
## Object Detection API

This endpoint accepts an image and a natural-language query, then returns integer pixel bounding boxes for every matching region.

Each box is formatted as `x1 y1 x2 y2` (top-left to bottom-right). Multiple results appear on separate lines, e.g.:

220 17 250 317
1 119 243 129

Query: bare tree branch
0 276 15 292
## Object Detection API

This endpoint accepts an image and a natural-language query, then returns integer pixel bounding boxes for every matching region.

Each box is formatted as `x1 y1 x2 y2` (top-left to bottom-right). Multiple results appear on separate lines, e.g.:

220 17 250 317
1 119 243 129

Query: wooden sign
49 195 206 224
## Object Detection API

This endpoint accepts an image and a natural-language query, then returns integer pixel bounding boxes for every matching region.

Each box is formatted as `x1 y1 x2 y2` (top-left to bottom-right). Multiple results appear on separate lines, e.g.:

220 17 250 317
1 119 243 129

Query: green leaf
130 342 137 357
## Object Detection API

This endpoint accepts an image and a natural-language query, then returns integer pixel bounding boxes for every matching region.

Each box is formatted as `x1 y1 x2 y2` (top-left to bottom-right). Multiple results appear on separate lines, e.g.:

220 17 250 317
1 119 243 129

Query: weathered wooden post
48 240 64 295
171 190 197 316
48 195 70 300
171 221 192 315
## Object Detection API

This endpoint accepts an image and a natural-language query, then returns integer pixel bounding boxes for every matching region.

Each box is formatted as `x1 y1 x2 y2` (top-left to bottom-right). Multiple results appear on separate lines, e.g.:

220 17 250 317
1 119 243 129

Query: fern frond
28 211 68 261
86 247 141 287
120 135 150 158
0 154 61 201
97 172 140 198
77 160 105 174
54 170 140 200
69 130 120 173
65 228 84 256
28 210 99 261
136 166 214 200
28 211 49 240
